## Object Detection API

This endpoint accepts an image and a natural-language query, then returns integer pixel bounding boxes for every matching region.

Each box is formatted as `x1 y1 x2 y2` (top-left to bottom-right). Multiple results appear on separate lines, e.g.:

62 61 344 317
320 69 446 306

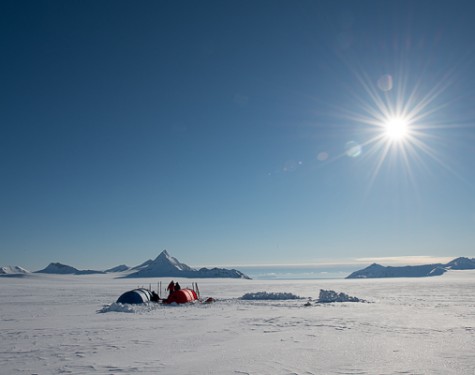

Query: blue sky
1 1 475 271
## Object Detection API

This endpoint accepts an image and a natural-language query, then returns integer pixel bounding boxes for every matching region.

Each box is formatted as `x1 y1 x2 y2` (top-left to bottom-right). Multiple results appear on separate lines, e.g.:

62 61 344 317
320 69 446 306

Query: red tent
164 288 198 304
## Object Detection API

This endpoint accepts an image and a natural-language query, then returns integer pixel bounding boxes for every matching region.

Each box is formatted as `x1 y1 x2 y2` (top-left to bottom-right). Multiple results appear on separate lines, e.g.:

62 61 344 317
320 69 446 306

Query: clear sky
1 1 475 271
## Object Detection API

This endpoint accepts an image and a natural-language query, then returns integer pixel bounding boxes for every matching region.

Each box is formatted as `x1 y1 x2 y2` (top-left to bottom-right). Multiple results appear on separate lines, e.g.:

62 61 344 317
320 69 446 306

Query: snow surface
1 271 475 374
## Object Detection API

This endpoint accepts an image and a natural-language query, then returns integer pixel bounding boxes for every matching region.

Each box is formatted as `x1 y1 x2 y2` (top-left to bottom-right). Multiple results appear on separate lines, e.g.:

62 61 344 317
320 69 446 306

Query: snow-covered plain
1 271 475 374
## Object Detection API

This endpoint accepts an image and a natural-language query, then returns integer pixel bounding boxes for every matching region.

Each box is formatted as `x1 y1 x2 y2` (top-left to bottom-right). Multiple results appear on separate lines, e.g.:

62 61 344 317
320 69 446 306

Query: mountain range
346 257 475 279
3 254 474 280
1 250 251 279
123 250 251 279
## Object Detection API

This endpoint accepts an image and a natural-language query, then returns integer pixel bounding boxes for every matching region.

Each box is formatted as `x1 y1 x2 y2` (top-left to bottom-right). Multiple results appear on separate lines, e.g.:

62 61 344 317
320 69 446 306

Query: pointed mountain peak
152 250 194 271
156 249 171 260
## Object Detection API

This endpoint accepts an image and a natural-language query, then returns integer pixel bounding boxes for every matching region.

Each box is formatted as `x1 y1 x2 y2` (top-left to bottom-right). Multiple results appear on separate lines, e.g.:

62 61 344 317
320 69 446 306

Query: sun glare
331 68 458 191
384 117 409 141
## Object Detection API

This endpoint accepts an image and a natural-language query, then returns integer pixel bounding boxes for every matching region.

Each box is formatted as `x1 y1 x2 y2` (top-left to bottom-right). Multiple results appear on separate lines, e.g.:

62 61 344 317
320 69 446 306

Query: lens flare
345 141 362 158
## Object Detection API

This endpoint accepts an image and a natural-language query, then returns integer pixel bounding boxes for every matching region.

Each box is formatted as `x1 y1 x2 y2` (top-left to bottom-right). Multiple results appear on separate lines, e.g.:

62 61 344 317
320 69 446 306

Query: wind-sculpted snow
1 271 475 374
240 291 303 300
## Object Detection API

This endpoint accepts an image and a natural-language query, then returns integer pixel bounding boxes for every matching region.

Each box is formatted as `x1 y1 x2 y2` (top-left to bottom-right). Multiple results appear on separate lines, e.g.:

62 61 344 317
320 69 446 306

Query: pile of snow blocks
318 289 365 303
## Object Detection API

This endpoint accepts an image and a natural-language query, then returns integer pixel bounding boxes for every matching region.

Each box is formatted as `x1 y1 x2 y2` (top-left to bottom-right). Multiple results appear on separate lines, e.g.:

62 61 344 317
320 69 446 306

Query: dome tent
117 288 153 304
165 288 198 304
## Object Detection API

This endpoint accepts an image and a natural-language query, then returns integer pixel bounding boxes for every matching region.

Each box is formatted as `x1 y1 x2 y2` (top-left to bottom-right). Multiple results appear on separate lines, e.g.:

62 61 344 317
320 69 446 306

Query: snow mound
98 303 137 313
98 302 162 313
240 291 303 300
318 289 366 303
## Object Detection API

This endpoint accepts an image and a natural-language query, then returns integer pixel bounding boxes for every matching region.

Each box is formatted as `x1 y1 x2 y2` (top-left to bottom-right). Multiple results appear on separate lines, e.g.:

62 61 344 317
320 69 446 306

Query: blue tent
116 288 153 304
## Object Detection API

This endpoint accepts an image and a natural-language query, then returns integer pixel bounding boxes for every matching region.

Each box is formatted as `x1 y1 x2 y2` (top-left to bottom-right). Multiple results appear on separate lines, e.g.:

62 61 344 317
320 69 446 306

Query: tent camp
116 288 154 304
165 288 198 304
116 286 199 305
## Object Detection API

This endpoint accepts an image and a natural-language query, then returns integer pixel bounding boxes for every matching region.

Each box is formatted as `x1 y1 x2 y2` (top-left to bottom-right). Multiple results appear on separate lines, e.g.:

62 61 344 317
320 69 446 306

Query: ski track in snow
1 271 475 374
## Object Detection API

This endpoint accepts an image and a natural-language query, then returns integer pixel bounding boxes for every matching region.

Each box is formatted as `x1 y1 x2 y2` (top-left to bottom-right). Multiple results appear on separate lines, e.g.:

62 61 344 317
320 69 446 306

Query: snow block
116 288 154 304
318 289 365 303
240 291 302 300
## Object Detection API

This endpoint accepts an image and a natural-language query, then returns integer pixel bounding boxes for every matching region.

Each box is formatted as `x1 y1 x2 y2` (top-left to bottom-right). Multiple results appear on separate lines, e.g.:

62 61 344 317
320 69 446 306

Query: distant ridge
346 257 475 279
131 259 153 270
125 250 251 279
0 265 30 275
35 262 104 275
28 250 251 278
105 264 130 273
445 257 475 270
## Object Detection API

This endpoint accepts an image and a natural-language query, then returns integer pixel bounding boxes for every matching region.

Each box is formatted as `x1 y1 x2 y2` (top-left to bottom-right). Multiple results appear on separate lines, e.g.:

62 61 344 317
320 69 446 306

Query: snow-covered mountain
35 262 104 275
346 263 446 279
0 265 30 275
125 250 251 279
195 267 250 278
105 264 130 273
136 250 195 274
346 257 475 279
36 263 78 274
130 259 153 270
445 257 475 270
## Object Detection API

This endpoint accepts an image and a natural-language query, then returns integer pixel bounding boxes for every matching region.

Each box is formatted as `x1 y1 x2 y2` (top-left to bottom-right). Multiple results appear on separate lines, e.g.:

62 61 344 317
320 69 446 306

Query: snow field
1 271 474 374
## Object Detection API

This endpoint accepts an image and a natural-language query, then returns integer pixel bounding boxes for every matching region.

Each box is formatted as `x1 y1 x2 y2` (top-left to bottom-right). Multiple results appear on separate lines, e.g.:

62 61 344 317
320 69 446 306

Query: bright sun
384 117 409 141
